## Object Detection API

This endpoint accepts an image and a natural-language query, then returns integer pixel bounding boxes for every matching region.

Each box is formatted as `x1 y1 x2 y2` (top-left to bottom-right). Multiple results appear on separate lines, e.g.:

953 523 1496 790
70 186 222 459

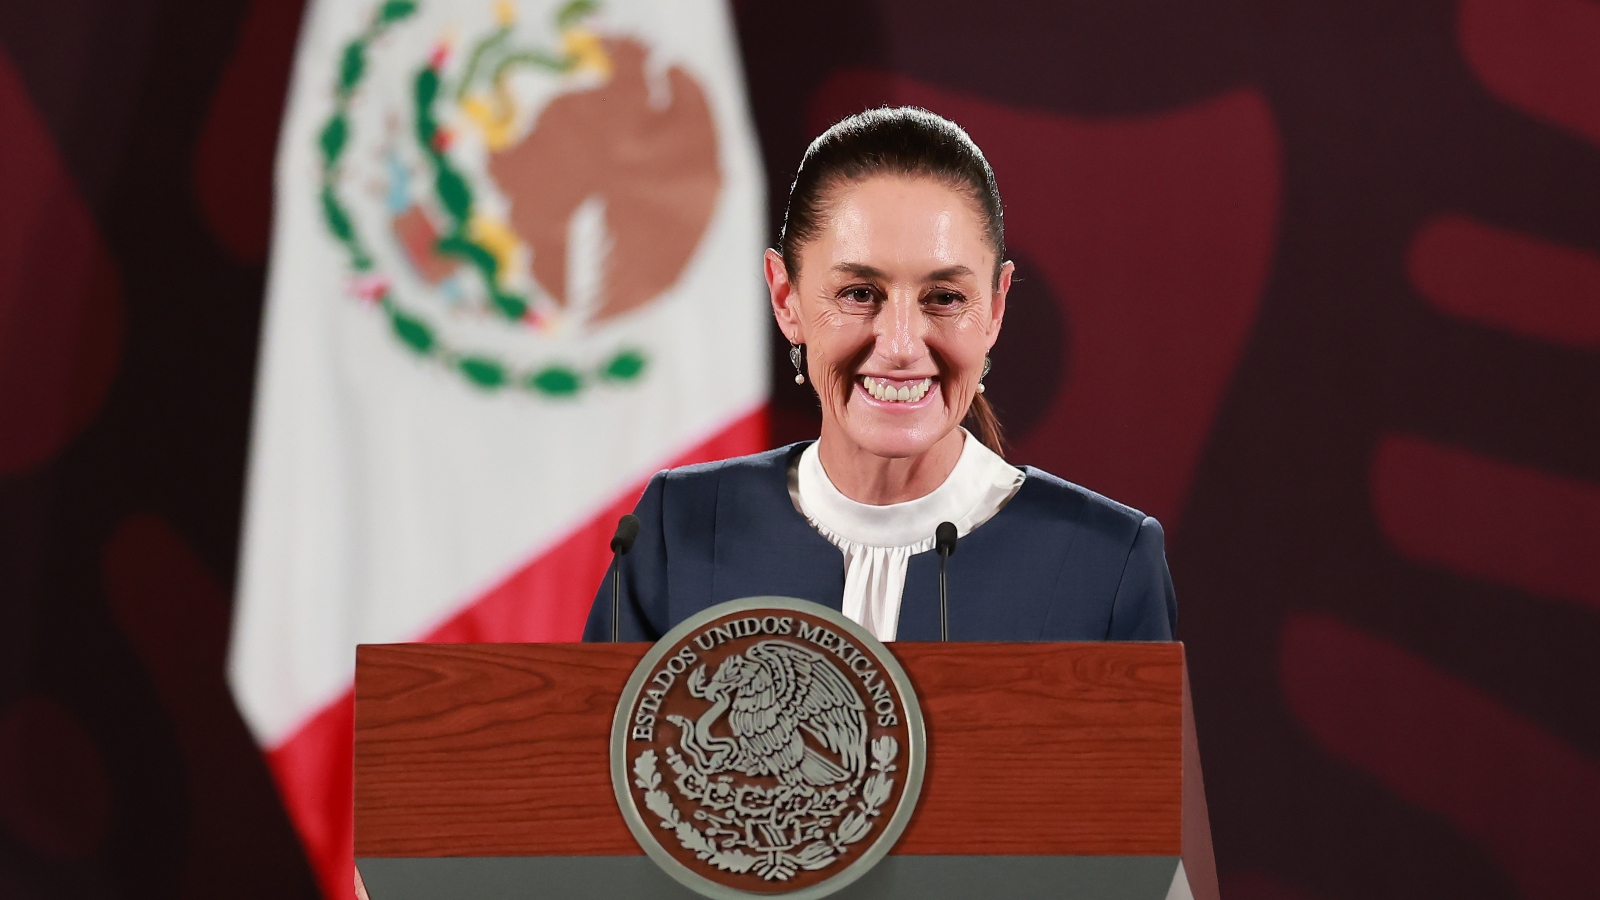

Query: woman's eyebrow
926 265 975 281
829 263 976 281
831 263 888 279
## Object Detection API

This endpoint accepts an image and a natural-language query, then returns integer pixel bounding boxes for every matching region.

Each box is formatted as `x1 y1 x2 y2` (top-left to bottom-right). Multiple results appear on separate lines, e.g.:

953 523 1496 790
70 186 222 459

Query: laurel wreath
632 736 899 883
316 0 649 397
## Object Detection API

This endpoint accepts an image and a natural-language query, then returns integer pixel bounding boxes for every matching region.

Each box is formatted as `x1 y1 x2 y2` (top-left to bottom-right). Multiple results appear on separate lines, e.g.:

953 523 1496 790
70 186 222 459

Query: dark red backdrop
2 0 1597 898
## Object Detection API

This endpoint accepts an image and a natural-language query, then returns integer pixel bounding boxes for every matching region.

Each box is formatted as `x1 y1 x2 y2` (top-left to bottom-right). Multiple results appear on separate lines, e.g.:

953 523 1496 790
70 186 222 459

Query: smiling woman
586 108 1176 644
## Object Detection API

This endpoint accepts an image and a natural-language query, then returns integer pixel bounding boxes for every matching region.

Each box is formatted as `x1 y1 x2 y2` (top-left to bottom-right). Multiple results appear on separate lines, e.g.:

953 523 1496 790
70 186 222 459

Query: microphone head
935 521 958 557
611 514 641 554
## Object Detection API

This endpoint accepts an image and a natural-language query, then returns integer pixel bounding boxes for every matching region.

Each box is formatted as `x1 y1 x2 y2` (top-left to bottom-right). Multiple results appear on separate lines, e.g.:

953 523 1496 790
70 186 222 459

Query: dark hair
777 106 1008 456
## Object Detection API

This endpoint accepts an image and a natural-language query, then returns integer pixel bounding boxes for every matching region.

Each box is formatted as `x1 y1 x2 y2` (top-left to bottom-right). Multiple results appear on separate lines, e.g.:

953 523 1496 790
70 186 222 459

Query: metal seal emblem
611 597 926 899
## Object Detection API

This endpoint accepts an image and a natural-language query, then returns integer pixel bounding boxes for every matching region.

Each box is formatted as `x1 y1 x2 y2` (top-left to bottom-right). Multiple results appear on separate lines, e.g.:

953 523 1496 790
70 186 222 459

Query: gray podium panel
358 855 1182 900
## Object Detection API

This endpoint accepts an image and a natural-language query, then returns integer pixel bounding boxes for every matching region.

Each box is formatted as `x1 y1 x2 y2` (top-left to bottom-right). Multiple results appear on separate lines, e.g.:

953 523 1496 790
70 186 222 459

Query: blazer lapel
710 443 845 613
896 473 1085 641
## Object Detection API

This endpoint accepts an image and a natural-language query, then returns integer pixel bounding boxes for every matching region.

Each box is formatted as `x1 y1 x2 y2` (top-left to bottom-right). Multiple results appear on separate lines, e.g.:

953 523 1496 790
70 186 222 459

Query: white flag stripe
231 0 766 747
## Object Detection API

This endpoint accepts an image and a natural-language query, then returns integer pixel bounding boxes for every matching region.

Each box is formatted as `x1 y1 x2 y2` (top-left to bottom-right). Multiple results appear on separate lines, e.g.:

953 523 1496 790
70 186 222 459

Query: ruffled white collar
796 430 1023 549
791 430 1026 641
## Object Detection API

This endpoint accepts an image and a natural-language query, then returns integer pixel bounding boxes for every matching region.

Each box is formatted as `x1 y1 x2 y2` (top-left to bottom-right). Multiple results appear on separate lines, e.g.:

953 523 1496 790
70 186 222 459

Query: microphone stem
610 554 622 643
938 554 949 642
934 521 957 642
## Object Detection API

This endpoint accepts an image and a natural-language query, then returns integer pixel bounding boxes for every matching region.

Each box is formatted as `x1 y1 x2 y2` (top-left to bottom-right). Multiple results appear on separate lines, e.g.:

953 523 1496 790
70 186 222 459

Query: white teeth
861 376 932 403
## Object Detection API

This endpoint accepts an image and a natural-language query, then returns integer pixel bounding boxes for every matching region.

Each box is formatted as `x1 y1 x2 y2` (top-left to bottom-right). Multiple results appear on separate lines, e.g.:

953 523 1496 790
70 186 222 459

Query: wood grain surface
355 642 1188 858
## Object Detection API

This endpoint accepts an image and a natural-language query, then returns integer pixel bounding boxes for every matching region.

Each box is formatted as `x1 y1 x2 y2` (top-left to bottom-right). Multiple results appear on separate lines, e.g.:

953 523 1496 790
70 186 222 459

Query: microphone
935 521 957 642
609 514 641 642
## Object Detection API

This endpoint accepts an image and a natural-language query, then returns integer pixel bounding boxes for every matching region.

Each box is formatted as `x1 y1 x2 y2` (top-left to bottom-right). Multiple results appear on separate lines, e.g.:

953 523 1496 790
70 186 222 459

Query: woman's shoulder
648 442 806 494
1011 468 1175 642
1012 465 1161 542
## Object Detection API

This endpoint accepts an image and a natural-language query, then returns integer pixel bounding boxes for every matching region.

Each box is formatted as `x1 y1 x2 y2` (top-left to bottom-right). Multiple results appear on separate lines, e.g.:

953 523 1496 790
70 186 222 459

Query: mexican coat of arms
612 598 926 899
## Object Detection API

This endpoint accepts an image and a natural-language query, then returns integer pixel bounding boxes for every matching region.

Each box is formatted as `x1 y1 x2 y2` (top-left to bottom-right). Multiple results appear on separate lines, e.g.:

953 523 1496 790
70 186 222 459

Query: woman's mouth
859 375 935 404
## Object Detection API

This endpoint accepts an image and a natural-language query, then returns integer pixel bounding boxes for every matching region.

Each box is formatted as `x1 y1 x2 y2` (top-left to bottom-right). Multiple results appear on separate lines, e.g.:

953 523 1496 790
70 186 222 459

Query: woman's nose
874 292 926 362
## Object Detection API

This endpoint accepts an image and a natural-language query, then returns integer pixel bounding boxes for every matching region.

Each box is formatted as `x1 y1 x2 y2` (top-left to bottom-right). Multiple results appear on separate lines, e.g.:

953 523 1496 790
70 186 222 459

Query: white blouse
791 430 1026 641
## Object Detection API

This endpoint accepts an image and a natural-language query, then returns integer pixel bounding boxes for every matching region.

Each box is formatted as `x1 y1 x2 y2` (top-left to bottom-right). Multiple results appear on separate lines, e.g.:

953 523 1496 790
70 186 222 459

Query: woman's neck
815 425 966 505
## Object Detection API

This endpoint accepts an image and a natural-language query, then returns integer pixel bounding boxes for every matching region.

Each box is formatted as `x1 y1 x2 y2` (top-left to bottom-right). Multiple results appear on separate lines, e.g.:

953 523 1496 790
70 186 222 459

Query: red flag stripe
263 407 768 900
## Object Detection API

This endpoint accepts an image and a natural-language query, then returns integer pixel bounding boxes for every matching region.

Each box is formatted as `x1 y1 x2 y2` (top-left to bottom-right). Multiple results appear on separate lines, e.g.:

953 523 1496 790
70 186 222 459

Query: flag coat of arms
228 0 767 894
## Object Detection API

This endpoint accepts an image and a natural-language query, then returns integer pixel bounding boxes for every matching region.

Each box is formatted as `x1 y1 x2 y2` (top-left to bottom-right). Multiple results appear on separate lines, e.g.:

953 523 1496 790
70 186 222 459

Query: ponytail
965 393 1007 458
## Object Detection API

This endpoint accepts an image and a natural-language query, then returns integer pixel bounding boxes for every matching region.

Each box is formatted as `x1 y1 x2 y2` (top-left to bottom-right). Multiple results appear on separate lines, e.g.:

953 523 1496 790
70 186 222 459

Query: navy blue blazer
583 443 1176 642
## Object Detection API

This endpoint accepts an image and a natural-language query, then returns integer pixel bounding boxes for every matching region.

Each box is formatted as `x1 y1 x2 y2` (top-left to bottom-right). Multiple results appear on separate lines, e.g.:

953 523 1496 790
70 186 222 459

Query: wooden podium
354 641 1218 900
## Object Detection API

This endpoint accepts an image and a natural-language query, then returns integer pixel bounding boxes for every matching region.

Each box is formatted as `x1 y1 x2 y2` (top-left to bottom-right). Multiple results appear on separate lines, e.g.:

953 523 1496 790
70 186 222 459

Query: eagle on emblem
666 640 868 788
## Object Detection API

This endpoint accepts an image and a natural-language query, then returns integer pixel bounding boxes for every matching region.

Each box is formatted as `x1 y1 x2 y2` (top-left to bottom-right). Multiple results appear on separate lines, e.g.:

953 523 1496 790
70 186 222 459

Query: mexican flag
227 1 767 896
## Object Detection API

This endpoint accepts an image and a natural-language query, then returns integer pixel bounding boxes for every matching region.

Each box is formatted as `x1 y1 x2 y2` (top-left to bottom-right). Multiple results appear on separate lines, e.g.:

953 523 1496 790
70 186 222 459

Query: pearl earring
789 343 805 385
977 356 992 394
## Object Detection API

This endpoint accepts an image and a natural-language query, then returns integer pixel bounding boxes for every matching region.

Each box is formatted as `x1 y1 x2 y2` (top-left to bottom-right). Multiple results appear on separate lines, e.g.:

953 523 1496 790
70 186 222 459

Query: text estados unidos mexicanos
629 616 900 741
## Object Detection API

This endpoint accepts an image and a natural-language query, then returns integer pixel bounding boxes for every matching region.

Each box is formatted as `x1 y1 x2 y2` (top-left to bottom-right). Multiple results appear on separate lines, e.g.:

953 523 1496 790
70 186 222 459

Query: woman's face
767 175 1012 460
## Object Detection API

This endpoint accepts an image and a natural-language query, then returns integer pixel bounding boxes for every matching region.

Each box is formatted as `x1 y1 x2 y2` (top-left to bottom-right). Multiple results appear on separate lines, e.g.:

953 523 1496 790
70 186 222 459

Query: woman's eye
927 291 964 307
842 287 877 303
